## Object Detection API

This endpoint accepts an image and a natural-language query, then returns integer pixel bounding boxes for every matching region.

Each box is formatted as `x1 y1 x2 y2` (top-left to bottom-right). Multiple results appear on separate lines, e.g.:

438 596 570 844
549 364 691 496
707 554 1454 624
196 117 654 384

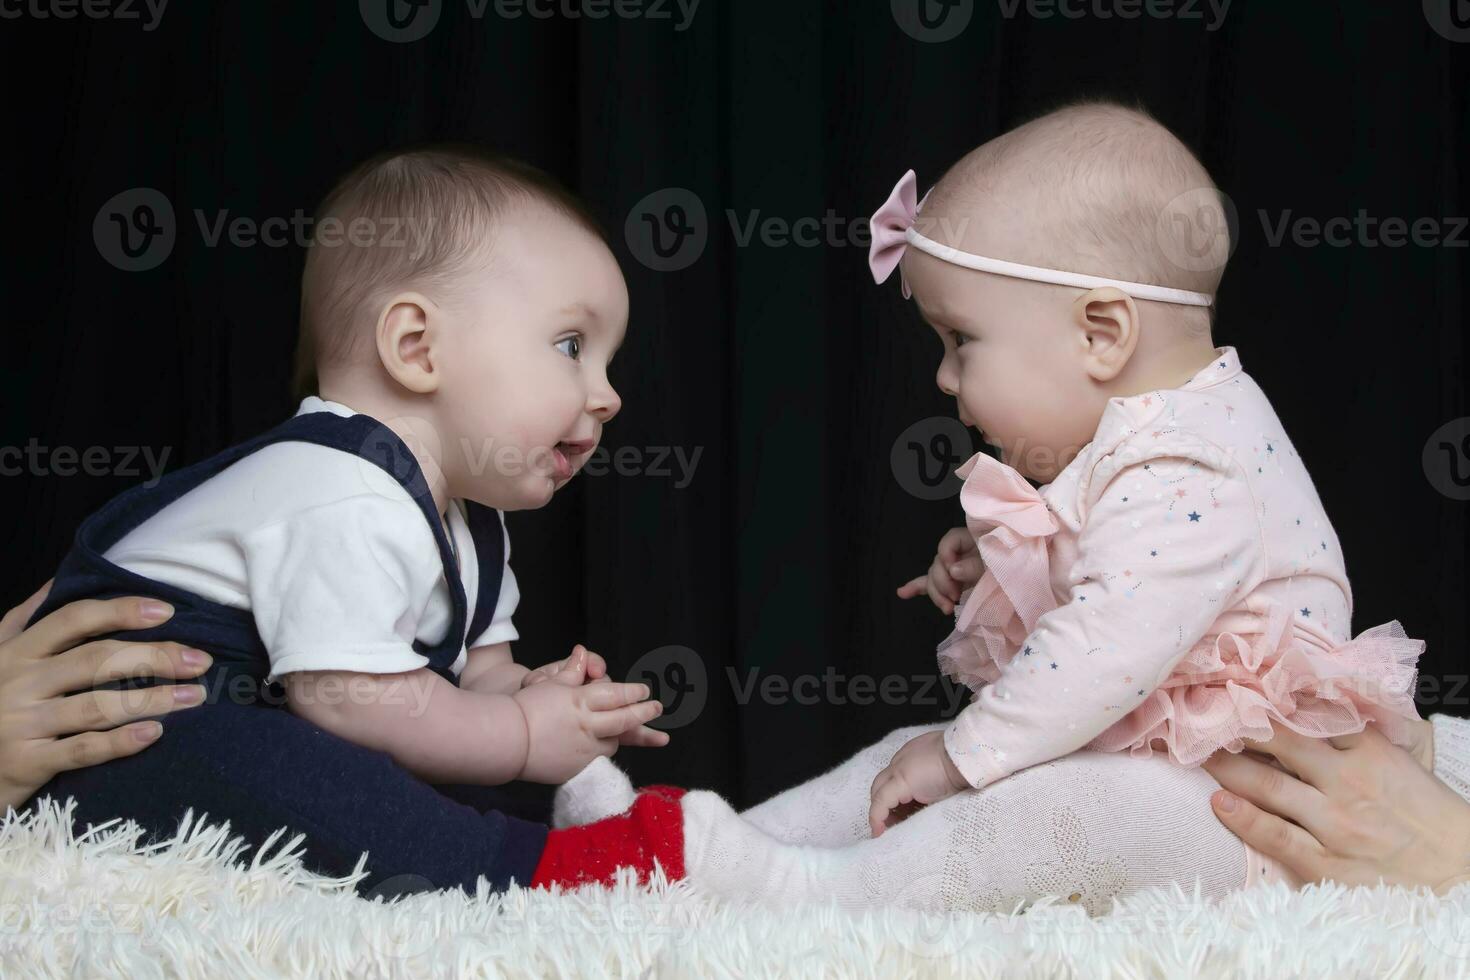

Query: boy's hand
512 678 662 784
521 644 608 689
868 730 970 837
896 526 983 616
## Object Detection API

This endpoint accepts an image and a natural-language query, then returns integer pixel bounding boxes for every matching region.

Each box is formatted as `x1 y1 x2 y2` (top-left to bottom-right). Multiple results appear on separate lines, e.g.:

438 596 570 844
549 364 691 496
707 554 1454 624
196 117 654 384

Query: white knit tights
556 724 1269 914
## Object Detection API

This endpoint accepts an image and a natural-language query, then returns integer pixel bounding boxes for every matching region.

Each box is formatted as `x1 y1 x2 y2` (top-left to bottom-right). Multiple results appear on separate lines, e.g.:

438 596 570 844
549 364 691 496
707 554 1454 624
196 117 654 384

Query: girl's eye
950 330 969 349
555 335 582 360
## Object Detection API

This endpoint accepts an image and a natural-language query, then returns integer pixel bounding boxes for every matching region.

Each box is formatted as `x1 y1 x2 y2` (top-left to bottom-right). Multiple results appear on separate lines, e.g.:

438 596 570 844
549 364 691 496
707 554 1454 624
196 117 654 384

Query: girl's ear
1072 286 1139 383
375 292 441 394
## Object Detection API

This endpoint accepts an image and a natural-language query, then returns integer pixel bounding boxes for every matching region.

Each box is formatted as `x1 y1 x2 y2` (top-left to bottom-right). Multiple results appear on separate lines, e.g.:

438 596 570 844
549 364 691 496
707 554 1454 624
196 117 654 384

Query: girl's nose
935 362 958 398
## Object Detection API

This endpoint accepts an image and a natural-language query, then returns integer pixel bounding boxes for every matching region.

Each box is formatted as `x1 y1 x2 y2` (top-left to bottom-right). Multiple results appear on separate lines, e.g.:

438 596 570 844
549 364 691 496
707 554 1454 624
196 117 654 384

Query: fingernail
951 564 965 576
652 701 664 714
174 685 205 704
640 685 651 700
1215 791 1238 813
181 648 211 667
140 600 174 623
134 722 162 743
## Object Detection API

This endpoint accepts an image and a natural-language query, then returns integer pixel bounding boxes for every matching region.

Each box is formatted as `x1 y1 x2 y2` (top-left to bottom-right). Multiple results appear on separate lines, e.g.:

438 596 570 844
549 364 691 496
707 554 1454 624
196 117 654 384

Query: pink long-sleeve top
939 345 1421 789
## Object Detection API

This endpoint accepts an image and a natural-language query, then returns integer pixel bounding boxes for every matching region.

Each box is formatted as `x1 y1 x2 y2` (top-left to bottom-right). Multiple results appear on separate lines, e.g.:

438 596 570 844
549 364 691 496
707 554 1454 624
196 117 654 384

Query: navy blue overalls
23 410 551 896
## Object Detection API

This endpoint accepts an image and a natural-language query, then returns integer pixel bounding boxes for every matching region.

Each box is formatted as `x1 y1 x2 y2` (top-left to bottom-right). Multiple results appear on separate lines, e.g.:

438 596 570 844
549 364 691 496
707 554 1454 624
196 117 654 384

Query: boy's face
436 206 629 510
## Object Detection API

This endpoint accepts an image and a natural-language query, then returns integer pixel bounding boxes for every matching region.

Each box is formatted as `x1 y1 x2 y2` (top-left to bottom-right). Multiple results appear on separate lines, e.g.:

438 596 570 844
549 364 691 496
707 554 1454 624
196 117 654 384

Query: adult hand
0 582 213 812
1202 722 1470 894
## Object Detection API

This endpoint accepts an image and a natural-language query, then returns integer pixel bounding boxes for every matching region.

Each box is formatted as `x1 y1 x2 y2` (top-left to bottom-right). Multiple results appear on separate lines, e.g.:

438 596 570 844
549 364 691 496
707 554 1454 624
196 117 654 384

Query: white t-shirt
104 397 519 683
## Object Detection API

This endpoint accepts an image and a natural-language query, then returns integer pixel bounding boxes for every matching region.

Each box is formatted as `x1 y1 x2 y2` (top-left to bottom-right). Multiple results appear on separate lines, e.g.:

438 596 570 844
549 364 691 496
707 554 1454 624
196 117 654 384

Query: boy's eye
555 335 582 360
950 330 969 349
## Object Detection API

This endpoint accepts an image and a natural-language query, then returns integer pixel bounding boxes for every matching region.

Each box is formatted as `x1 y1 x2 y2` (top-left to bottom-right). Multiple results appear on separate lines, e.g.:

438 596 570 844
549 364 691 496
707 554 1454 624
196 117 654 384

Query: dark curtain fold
2 1 1466 806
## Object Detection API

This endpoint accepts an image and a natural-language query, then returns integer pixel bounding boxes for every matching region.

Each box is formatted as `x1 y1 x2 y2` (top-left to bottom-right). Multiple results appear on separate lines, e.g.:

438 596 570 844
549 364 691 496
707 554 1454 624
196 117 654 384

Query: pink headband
868 170 1214 308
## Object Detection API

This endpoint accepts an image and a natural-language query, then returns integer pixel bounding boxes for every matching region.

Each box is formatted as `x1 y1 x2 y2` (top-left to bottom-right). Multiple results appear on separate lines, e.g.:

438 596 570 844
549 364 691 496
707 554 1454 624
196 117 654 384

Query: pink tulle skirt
938 595 1425 767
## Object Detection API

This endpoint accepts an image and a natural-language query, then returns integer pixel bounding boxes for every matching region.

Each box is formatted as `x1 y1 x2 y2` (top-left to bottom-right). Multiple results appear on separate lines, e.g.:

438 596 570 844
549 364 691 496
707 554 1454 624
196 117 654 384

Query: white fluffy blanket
3 796 1470 978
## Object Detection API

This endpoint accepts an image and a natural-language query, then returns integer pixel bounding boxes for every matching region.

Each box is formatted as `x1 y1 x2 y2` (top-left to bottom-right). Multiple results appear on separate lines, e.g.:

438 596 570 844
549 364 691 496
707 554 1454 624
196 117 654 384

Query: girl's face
436 209 628 511
900 247 1108 485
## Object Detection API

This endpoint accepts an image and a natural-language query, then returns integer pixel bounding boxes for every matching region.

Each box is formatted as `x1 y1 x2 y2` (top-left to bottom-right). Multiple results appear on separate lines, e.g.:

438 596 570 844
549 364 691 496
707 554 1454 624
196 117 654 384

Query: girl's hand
869 730 970 837
0 582 214 811
896 526 982 616
1202 723 1470 894
521 644 608 688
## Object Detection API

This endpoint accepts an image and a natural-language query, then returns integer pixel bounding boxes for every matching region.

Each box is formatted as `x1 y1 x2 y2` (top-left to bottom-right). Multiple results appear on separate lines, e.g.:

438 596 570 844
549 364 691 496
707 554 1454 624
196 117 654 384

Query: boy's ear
1072 286 1139 383
375 292 441 394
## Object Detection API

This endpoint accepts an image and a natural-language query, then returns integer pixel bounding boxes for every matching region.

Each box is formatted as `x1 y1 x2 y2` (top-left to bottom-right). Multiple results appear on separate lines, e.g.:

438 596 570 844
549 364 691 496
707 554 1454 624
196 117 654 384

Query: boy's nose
590 383 621 423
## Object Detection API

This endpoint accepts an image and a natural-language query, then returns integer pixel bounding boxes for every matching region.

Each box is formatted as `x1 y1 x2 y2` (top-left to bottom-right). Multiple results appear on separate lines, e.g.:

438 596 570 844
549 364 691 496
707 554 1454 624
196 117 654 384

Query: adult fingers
38 640 211 701
0 580 54 645
36 722 172 778
583 650 608 681
1237 726 1344 791
618 724 671 748
1208 789 1329 883
584 681 654 711
17 597 175 662
1202 750 1335 843
896 576 928 599
35 684 206 740
587 699 664 738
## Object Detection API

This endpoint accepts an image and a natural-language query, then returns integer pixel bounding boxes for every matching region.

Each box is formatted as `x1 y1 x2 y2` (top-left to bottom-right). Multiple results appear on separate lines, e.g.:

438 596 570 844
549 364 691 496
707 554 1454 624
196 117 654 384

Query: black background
1 1 1466 807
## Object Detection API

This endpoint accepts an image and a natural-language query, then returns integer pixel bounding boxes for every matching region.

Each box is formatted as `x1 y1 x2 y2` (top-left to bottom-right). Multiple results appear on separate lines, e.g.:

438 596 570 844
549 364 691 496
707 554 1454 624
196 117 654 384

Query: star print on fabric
1267 443 1275 453
1050 663 1059 670
1187 511 1201 522
1175 489 1188 498
1150 550 1158 557
1300 608 1311 617
1022 645 1034 656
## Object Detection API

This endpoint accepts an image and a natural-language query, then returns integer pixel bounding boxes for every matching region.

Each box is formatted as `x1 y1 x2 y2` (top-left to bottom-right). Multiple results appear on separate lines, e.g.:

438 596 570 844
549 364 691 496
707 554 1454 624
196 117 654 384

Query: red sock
531 788 687 889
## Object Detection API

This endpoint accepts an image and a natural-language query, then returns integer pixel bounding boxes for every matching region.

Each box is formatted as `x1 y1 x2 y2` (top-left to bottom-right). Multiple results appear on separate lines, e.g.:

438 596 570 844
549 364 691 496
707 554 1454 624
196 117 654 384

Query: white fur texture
5 795 1470 978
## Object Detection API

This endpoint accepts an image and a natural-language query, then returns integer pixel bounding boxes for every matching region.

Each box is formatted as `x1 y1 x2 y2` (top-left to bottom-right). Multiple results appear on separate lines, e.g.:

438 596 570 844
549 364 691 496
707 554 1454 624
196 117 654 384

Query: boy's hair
293 144 606 398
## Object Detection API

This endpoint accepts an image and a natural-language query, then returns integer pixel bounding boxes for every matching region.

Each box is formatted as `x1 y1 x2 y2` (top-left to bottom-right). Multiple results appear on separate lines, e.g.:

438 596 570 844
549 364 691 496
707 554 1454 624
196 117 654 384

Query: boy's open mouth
551 439 596 480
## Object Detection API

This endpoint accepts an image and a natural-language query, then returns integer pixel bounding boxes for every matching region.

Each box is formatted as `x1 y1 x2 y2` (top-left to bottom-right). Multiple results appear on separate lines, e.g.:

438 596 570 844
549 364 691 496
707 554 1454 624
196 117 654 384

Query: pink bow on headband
868 169 921 299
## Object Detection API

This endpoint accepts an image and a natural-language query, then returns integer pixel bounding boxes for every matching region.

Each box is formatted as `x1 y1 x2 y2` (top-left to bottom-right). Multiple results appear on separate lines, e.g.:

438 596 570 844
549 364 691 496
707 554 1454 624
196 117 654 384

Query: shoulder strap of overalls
462 501 507 646
73 411 470 677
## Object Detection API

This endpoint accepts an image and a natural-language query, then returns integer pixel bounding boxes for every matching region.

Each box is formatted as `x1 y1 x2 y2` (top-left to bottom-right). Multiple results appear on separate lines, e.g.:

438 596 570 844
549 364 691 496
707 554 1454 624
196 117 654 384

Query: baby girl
551 100 1426 909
